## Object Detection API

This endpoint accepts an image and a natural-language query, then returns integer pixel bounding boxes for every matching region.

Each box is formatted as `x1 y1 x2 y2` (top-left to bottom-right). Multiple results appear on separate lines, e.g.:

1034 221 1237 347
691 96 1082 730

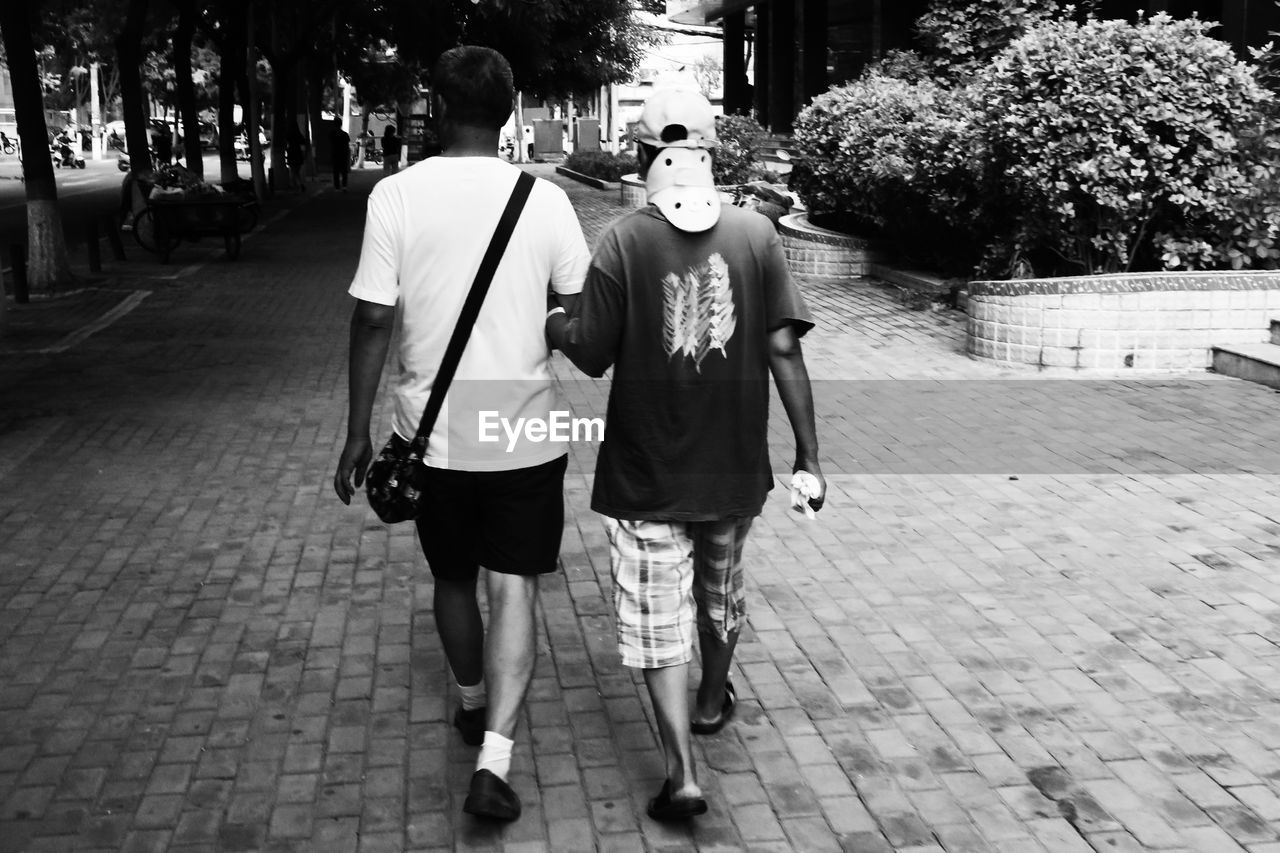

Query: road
0 153 242 247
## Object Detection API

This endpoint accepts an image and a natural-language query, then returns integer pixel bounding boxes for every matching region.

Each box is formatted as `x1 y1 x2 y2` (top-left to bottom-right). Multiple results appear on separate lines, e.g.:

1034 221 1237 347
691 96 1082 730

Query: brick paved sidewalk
0 165 1278 853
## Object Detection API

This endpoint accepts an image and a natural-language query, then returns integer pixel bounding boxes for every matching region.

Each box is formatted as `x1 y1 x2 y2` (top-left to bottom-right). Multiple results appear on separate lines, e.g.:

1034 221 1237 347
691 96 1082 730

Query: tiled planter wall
620 174 645 209
778 214 882 280
967 271 1280 369
619 176 757 212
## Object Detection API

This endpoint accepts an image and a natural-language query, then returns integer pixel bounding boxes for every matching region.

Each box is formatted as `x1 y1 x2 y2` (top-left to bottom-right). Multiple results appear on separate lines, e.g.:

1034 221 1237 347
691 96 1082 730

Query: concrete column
754 5 770 126
89 62 103 160
1219 0 1249 53
767 0 796 134
340 75 352 134
724 11 748 115
800 0 827 104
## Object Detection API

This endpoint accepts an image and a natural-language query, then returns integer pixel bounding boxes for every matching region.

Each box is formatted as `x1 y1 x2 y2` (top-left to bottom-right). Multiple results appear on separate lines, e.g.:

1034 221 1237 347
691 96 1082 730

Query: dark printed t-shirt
565 204 813 521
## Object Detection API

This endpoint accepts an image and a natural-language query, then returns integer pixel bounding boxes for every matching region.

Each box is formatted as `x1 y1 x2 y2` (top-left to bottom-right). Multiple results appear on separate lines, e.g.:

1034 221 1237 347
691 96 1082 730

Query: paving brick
5 166 1280 853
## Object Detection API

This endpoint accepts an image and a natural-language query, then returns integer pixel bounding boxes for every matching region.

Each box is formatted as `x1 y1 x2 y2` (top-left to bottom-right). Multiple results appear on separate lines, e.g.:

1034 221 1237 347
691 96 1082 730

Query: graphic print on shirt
661 253 737 372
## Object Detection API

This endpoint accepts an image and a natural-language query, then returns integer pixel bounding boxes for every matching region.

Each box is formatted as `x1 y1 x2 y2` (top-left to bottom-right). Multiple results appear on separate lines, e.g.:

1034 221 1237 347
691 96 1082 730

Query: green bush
789 72 985 272
563 150 638 182
976 14 1280 274
712 114 770 185
915 0 1064 78
790 9 1280 278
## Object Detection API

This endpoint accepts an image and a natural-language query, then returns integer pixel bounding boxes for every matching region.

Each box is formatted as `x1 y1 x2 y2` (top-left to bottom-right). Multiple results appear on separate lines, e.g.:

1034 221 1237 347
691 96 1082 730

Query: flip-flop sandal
646 780 708 822
691 680 736 735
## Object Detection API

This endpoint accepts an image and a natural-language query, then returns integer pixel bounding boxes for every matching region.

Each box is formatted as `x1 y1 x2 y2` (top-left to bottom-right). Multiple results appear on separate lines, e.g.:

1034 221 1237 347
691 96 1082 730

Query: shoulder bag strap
409 170 536 451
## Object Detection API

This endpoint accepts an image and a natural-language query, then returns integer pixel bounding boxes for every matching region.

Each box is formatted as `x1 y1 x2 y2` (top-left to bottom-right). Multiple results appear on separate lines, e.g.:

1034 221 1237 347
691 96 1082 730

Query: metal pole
86 218 101 273
9 244 28 304
341 74 352 135
90 62 103 161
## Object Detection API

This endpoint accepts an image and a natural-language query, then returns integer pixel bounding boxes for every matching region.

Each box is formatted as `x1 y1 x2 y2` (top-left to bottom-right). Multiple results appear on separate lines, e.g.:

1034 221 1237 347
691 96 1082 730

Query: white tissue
789 471 822 520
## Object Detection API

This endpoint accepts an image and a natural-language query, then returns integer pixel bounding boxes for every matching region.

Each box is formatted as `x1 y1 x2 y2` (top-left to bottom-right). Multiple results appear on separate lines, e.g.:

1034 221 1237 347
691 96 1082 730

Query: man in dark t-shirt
329 120 351 189
547 89 825 823
382 124 401 174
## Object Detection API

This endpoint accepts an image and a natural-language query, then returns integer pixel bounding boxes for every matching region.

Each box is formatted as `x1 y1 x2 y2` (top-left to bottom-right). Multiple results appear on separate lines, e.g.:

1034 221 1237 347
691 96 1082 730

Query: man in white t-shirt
333 46 590 822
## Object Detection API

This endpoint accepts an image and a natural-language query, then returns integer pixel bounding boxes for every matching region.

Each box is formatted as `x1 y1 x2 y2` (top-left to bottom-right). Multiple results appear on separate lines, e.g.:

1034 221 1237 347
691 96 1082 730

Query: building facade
668 0 1280 134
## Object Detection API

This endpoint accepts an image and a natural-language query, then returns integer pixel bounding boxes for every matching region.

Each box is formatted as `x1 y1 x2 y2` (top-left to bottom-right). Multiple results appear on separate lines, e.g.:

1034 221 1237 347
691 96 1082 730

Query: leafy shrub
712 114 770 185
563 150 638 182
976 14 1280 274
872 50 933 84
915 0 1065 78
791 8 1280 278
789 72 985 273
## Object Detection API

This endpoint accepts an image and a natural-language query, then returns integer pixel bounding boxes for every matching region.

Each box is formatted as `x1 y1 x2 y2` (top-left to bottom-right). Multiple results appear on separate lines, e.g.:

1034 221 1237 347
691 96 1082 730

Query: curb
554 165 619 191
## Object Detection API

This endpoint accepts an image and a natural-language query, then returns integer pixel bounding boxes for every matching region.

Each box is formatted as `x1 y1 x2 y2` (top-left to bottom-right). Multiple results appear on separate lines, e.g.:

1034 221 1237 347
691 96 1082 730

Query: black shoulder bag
366 170 536 524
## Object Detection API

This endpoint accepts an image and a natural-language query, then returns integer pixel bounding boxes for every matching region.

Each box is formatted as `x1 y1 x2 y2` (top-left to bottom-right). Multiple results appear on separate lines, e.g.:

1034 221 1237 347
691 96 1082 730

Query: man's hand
793 460 826 513
334 435 373 505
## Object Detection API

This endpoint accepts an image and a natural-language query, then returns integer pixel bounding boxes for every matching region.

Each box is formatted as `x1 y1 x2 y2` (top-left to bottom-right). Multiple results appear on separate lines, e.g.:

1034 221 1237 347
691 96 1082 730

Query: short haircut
432 46 515 131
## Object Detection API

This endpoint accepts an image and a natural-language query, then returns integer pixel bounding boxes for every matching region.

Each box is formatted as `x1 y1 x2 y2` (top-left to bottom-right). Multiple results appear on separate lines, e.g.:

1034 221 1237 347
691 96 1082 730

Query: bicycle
350 141 381 165
0 134 17 156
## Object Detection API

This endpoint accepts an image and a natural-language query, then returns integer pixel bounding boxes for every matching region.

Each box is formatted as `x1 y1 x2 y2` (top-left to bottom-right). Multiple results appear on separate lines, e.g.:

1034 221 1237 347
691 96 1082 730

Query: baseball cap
645 146 721 233
633 88 718 150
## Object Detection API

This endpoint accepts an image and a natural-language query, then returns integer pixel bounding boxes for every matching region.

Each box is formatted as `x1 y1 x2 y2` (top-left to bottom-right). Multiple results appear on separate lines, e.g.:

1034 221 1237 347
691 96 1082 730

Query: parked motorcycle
51 137 86 169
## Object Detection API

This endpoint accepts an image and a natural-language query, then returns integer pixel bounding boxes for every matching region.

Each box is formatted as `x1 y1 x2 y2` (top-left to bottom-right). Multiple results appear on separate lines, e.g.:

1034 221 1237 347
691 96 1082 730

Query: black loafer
453 706 485 746
646 780 707 822
463 769 521 821
691 680 736 735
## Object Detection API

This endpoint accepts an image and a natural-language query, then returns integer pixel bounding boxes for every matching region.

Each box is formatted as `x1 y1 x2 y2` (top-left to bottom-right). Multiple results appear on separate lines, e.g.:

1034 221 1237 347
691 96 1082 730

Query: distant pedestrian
334 46 590 823
330 119 351 190
381 124 401 174
357 129 375 168
153 130 172 166
286 124 309 191
546 88 826 823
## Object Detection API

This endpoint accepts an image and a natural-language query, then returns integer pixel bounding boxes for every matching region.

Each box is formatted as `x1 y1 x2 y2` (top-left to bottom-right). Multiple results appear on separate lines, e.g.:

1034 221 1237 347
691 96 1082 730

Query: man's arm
546 269 623 378
333 299 396 504
768 324 826 512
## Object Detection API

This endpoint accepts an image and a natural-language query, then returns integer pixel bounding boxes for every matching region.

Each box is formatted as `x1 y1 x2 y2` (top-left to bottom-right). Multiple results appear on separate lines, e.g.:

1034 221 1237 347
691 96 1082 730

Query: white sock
477 731 514 781
458 681 486 712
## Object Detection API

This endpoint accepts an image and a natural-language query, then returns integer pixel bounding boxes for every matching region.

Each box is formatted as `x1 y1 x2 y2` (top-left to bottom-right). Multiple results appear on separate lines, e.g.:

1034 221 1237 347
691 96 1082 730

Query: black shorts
414 454 568 580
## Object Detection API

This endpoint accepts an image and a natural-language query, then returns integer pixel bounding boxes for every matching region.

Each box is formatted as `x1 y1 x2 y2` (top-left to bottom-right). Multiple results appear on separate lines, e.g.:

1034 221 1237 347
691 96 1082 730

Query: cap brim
634 136 718 150
650 186 722 233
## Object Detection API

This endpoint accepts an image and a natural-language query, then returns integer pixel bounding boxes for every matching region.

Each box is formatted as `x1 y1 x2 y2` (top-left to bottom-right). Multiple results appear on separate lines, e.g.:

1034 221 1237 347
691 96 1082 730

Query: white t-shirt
349 157 589 471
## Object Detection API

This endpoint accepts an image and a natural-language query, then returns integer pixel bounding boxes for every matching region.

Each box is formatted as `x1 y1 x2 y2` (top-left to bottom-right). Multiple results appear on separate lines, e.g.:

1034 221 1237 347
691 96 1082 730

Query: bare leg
693 628 739 724
642 663 701 798
484 571 539 739
433 574 483 687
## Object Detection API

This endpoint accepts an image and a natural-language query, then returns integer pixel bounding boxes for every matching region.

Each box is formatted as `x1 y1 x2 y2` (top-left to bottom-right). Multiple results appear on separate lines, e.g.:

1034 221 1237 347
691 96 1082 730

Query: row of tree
1 0 662 292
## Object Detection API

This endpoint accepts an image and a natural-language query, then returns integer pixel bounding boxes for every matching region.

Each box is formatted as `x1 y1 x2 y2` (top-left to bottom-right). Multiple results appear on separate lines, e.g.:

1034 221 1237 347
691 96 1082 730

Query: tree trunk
355 107 371 168
308 61 332 173
267 4 291 192
0 0 75 294
174 0 202 177
269 59 291 191
515 91 526 163
246 3 266 199
303 56 324 179
117 0 152 175
217 0 247 184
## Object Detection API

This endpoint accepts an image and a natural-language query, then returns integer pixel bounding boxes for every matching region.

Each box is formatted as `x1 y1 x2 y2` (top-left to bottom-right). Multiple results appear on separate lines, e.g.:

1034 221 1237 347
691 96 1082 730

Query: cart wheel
132 208 160 253
133 208 179 257
237 203 258 234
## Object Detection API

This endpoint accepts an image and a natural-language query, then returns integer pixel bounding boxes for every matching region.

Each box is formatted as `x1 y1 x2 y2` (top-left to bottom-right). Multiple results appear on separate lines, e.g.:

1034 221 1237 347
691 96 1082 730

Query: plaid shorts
603 516 754 669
